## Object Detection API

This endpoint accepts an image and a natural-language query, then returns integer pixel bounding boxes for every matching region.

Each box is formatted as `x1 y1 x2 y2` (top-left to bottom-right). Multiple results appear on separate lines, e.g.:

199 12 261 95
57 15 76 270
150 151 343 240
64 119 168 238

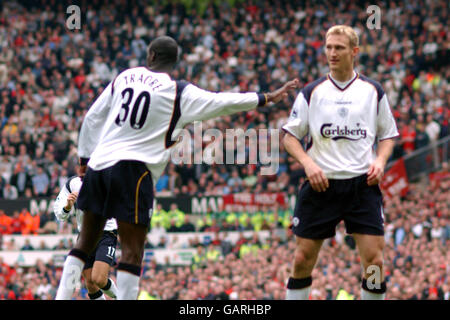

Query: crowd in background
0 0 448 200
0 0 448 300
0 165 448 300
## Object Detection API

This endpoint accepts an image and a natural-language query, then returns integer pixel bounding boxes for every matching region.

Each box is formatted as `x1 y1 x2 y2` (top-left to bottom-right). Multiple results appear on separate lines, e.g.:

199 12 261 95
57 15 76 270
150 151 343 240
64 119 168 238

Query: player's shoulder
174 78 190 88
172 79 198 102
301 75 328 105
357 73 385 100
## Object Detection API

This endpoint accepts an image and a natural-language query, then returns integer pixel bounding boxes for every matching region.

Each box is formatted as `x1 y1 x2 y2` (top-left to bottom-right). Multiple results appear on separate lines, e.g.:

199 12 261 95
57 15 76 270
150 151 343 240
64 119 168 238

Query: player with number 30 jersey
78 66 265 185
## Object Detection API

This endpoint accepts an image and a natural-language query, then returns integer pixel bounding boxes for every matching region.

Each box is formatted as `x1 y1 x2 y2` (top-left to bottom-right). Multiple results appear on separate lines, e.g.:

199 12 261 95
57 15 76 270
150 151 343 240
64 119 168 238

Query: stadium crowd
0 166 448 300
0 0 448 200
0 0 448 300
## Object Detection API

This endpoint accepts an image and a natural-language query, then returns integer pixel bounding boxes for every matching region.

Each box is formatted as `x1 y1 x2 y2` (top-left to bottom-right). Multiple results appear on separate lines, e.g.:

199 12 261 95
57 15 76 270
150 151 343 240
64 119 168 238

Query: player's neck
329 69 355 83
147 64 172 74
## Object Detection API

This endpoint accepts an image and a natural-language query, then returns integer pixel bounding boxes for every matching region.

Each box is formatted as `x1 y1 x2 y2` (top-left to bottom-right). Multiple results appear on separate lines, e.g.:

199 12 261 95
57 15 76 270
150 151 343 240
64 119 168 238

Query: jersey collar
327 71 359 91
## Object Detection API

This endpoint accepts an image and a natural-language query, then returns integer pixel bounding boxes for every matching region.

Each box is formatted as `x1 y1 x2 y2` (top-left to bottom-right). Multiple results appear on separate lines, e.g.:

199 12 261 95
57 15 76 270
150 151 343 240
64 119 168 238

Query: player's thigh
91 232 117 284
93 232 118 265
75 210 106 255
77 167 108 218
117 220 148 265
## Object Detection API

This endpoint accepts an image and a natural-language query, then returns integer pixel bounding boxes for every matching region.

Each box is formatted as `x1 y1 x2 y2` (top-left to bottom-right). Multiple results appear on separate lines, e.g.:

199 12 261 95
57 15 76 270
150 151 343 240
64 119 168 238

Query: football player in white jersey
283 25 398 300
54 167 118 300
55 36 298 300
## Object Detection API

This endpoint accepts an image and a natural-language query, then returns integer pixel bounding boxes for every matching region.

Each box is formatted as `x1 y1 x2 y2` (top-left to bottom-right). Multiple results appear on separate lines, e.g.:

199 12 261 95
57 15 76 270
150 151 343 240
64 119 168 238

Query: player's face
325 34 358 73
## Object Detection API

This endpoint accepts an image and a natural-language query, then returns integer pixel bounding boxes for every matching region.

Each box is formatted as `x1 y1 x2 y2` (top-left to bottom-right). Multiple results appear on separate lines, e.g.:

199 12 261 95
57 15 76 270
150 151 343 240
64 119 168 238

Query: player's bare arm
367 138 395 186
283 132 329 192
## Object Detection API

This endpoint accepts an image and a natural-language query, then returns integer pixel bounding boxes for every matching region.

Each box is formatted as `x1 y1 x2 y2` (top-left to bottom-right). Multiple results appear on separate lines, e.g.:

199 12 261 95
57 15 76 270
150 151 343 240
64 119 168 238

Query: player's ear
352 46 359 58
147 50 156 65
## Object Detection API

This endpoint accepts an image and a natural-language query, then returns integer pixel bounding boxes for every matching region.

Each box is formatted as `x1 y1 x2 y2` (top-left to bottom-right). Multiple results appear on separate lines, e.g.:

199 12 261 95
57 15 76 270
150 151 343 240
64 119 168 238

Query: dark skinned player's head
146 36 178 73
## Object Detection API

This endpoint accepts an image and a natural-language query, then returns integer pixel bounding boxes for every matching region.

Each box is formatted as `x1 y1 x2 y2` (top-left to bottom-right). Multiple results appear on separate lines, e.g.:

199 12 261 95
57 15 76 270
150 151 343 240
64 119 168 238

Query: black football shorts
83 230 118 270
292 174 385 239
78 160 154 227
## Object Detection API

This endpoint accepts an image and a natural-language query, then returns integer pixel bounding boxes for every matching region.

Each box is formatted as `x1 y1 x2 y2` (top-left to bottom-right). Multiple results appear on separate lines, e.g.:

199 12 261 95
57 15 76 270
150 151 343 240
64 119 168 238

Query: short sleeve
282 92 309 140
377 94 399 141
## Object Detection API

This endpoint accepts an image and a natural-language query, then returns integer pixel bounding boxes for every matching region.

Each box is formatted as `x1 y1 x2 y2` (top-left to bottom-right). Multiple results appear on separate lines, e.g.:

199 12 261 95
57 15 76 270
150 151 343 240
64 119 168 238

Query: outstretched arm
179 79 299 125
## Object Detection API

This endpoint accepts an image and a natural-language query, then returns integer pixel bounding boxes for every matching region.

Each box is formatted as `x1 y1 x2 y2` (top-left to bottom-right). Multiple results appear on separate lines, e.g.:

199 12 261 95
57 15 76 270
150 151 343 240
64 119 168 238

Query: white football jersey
283 72 399 179
78 66 264 183
54 176 118 232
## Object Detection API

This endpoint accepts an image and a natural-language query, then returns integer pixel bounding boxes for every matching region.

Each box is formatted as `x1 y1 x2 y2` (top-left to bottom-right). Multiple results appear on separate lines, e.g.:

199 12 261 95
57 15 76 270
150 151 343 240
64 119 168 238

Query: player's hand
65 192 79 211
367 159 385 186
265 78 300 104
303 159 329 192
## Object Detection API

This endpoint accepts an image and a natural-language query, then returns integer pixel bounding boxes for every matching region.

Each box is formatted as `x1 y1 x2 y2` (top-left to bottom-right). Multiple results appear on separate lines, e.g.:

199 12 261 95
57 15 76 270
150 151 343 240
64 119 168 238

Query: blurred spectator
155 171 169 193
4 238 18 250
150 221 167 239
9 211 23 235
19 209 35 235
400 121 416 155
178 216 195 232
156 236 168 249
52 239 67 251
31 167 49 197
0 209 12 234
167 219 181 233
415 124 430 150
425 114 441 142
2 183 18 200
37 240 49 251
9 163 32 197
20 239 34 251
36 210 57 234
144 237 155 249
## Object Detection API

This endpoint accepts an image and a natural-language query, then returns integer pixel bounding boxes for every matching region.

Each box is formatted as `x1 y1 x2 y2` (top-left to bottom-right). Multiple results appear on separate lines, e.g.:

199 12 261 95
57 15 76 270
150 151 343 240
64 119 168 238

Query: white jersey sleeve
53 177 82 221
53 183 72 221
282 92 309 140
179 84 260 125
78 82 114 160
376 94 399 141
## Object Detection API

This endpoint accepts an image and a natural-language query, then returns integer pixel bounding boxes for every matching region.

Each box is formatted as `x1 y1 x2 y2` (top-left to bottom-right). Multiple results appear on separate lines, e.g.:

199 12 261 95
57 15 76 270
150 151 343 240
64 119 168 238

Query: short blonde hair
326 25 359 48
